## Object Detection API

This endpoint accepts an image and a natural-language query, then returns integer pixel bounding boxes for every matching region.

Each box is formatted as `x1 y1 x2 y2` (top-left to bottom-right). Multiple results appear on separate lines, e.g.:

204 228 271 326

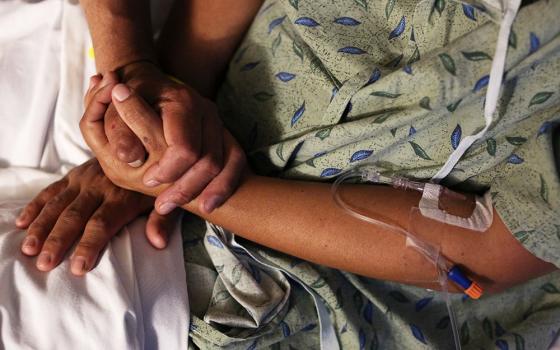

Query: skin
79 0 262 213
15 0 261 276
15 159 179 276
81 81 557 294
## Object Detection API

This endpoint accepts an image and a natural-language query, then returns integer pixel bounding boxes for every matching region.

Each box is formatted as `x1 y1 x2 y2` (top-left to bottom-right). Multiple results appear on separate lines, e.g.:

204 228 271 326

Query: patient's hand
95 62 243 214
82 75 247 214
15 159 178 276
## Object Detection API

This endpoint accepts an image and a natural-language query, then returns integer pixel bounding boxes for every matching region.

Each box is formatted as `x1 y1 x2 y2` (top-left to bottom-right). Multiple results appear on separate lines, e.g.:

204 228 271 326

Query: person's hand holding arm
80 0 262 214
81 84 557 294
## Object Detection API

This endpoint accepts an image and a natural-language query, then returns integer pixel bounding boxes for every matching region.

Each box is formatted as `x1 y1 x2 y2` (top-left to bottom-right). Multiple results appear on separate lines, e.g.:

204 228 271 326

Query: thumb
145 208 181 249
111 84 164 153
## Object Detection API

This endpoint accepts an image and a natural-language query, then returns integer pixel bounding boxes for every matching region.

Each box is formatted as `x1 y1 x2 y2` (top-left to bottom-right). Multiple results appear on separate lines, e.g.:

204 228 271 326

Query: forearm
146 175 555 293
157 0 264 97
80 0 156 72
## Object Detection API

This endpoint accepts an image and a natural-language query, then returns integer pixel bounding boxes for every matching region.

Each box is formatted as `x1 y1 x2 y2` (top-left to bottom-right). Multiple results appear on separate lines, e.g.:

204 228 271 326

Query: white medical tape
418 183 493 232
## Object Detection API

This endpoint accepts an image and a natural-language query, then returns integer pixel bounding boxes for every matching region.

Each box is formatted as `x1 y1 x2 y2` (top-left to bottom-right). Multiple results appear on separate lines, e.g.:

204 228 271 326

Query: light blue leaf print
389 16 406 39
409 141 432 160
291 102 305 127
538 121 552 136
289 0 298 10
334 17 361 26
495 339 509 350
473 75 490 92
415 297 433 311
363 301 373 324
410 324 427 344
408 126 417 136
320 168 342 177
350 150 373 162
403 65 413 74
359 328 367 350
294 17 320 27
462 4 476 20
240 61 260 71
529 32 540 53
366 68 381 85
275 72 296 82
338 46 367 54
451 124 462 150
331 86 339 101
436 316 450 329
280 321 291 337
506 154 524 164
494 321 506 337
207 235 224 248
388 290 410 303
268 16 286 34
247 341 257 350
301 323 317 332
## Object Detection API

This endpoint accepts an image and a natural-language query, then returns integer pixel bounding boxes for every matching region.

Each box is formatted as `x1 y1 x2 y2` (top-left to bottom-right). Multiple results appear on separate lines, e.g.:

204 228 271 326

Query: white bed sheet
0 1 189 349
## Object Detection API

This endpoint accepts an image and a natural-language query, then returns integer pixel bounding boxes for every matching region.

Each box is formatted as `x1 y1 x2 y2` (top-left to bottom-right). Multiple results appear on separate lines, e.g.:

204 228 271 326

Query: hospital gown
183 0 560 348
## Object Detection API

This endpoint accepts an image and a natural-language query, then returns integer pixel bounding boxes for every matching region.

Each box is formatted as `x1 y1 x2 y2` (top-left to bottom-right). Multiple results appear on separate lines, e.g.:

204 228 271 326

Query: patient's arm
82 84 557 293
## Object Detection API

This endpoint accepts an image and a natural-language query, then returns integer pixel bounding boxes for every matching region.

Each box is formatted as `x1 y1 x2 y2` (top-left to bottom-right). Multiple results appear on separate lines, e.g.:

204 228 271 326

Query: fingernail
145 178 161 187
152 235 167 249
71 256 88 275
22 236 38 253
204 196 224 213
88 74 101 90
128 159 145 168
36 252 52 270
15 213 27 226
112 84 131 102
158 202 177 215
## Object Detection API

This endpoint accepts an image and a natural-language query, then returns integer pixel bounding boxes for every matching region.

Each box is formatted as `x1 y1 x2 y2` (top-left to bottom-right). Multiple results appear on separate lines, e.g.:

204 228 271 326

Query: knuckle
87 215 110 234
199 158 222 178
174 147 199 166
76 239 102 252
44 234 66 249
28 220 48 236
62 205 84 224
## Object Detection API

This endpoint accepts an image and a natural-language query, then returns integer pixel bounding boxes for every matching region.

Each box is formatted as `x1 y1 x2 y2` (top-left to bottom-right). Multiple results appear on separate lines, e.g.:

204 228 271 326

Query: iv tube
331 167 462 350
